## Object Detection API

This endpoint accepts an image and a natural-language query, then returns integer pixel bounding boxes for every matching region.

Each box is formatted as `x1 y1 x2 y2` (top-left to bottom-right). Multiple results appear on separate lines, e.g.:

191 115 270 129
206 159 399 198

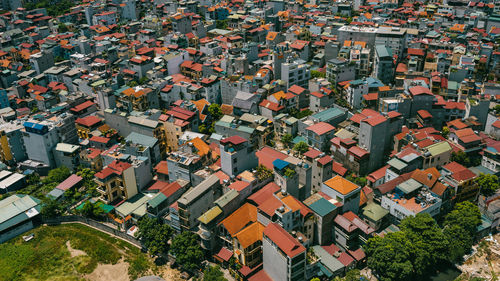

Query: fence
42 215 143 248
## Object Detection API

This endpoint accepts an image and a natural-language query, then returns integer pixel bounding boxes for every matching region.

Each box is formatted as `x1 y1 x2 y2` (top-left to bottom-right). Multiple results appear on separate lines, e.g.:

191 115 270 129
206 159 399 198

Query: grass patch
0 223 153 281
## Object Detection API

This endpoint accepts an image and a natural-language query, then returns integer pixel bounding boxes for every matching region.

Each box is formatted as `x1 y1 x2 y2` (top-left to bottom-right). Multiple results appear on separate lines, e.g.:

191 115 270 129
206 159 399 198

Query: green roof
148 193 167 209
312 246 344 273
292 135 307 144
397 178 422 194
308 198 336 217
237 126 254 134
0 194 41 232
197 206 222 224
362 203 389 222
214 189 239 208
90 80 106 87
375 45 392 58
115 193 151 217
215 121 231 128
387 158 408 171
426 142 452 156
311 107 344 122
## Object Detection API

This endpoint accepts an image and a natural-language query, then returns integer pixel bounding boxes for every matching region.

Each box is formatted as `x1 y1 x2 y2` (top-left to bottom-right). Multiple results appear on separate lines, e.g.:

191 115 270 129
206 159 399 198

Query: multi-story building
177 174 222 231
322 175 361 214
375 27 406 58
22 114 78 168
94 160 139 204
304 149 333 192
117 87 159 113
441 162 479 202
262 222 306 281
305 122 336 151
167 151 202 184
281 59 310 89
53 143 80 172
0 121 27 165
220 136 258 177
374 45 394 85
326 58 356 85
75 115 102 139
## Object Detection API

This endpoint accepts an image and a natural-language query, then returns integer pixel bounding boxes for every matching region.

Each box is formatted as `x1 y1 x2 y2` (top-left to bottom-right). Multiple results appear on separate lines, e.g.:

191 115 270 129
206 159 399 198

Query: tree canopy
203 265 227 281
477 173 499 197
293 141 309 155
281 134 293 148
44 167 70 184
365 203 482 280
170 231 204 272
136 216 173 256
255 164 273 181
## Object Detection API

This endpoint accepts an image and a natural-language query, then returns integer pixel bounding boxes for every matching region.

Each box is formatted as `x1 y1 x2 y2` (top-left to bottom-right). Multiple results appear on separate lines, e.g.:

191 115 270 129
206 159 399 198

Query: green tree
138 76 149 85
136 216 173 256
58 23 69 33
281 134 293 148
256 164 273 181
476 173 499 197
310 70 325 78
443 224 473 262
441 126 450 139
494 104 500 114
208 103 223 120
127 80 139 87
216 19 228 29
44 167 70 184
41 197 62 218
293 141 309 155
399 213 449 275
170 231 203 272
451 151 471 167
284 167 296 178
203 265 227 281
78 201 103 219
443 202 481 262
443 201 481 234
346 174 367 187
365 231 414 281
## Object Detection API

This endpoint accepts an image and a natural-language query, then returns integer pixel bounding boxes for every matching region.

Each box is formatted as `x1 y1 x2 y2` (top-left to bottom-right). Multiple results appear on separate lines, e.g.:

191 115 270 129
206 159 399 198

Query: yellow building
94 161 138 204
75 116 103 139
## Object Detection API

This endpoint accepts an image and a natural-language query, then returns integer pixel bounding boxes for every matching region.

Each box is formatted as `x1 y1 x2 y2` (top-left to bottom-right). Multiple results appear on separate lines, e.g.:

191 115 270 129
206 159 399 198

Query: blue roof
273 159 290 170
309 198 336 217
23 121 46 131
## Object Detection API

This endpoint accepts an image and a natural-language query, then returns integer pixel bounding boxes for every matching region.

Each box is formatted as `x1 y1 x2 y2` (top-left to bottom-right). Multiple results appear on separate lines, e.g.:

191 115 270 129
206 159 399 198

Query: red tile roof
338 252 355 266
248 182 280 206
154 161 169 175
306 122 335 135
263 222 305 258
362 115 386 126
417 109 432 119
409 86 433 96
228 180 250 192
70 100 95 112
55 174 82 191
221 135 247 145
304 148 322 159
75 115 101 127
256 147 287 170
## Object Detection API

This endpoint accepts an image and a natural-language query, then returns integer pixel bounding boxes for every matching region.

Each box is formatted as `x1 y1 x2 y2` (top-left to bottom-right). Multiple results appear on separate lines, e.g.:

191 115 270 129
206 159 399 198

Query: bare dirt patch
85 259 130 281
66 240 87 258
458 233 500 280
157 264 182 281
